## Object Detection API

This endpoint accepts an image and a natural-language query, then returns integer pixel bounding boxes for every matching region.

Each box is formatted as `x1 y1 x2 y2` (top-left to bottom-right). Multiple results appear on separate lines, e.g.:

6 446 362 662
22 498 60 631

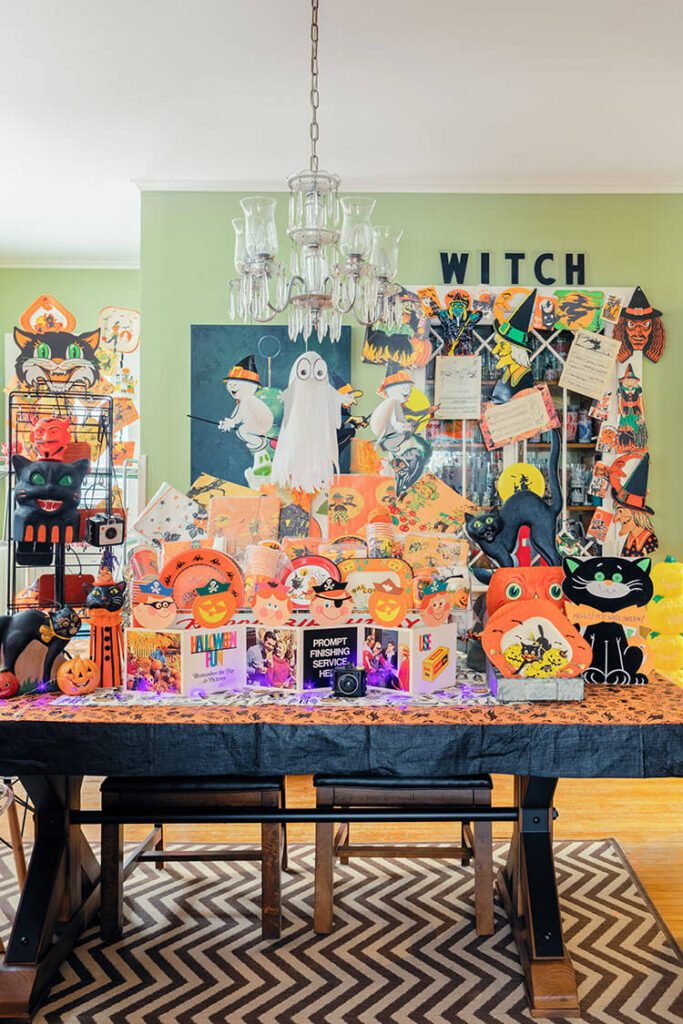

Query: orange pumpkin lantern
0 671 19 700
57 657 100 696
192 578 238 628
368 578 411 628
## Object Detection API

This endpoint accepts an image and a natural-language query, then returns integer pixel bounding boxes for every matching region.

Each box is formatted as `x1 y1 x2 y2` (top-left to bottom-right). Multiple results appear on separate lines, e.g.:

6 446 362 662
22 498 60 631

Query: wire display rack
5 390 123 613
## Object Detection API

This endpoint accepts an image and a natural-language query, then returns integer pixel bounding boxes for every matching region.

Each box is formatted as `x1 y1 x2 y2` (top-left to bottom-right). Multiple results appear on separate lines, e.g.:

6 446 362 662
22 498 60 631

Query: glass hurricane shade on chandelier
228 0 405 344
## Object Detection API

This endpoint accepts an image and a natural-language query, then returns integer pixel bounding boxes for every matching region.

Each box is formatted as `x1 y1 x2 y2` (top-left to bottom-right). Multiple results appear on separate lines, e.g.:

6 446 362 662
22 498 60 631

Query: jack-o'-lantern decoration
651 556 683 599
0 671 19 699
56 656 100 695
192 578 238 628
647 633 683 678
368 578 411 628
647 595 683 636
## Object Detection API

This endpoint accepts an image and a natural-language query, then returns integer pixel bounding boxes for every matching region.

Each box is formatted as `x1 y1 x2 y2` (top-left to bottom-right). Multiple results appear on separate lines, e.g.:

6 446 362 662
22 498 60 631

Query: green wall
0 267 140 390
140 192 683 556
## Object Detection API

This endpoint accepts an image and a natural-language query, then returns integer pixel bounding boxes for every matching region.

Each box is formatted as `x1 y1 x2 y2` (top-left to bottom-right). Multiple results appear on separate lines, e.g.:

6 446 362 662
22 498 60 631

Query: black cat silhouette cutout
562 555 653 685
466 429 562 583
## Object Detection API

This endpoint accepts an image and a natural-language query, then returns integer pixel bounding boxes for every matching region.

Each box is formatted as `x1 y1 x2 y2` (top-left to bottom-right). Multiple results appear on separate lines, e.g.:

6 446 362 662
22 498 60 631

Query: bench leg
474 819 494 936
260 793 281 939
154 823 164 871
314 787 334 935
100 823 124 942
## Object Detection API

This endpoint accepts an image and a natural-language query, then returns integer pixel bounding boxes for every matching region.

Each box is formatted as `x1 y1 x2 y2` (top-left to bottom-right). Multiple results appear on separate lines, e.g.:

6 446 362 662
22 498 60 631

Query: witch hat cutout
494 289 538 350
224 354 260 383
623 286 662 321
619 362 640 387
612 452 654 514
378 360 413 394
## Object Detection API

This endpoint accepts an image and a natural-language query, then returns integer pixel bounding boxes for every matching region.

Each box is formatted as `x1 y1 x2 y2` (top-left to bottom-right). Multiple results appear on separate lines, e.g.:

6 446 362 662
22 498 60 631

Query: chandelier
228 0 405 343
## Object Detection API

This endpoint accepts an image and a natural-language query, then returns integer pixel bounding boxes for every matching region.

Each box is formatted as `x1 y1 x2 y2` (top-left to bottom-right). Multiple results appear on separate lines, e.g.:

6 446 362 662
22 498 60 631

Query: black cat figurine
562 555 653 685
12 455 89 549
0 605 81 685
466 429 562 583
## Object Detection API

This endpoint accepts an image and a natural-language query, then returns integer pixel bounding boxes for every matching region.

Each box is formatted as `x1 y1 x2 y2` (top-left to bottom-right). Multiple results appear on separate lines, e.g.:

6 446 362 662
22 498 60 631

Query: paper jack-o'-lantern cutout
249 580 293 626
192 578 238 628
368 578 411 629
57 656 100 695
309 578 353 627
482 600 592 679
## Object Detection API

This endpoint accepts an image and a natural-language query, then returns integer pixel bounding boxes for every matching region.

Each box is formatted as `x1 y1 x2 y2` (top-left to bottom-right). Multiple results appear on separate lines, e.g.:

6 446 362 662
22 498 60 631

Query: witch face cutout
615 287 665 363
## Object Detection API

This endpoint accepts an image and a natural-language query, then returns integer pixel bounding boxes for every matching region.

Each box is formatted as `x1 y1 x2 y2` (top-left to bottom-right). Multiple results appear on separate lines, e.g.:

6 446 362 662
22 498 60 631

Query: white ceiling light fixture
228 0 405 343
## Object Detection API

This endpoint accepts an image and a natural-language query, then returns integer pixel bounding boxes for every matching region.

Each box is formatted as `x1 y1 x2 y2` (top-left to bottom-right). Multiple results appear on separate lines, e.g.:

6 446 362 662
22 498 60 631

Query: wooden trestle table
0 675 681 1021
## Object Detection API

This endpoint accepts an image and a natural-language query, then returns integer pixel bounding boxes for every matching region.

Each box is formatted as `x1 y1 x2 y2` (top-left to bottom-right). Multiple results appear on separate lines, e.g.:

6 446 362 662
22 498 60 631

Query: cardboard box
360 623 457 695
245 623 359 690
125 626 246 696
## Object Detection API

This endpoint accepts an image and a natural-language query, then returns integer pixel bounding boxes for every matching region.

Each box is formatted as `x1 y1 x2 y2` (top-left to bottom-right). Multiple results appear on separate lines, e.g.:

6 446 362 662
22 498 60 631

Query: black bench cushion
313 773 492 790
101 775 284 794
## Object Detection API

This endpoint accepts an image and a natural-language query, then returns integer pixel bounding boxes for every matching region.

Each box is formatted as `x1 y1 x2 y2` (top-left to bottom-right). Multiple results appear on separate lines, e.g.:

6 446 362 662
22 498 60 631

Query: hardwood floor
2 775 681 945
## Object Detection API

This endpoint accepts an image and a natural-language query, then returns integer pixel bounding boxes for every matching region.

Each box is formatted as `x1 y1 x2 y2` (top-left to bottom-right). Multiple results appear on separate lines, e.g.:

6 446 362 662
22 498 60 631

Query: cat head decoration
13 328 100 393
486 566 565 618
12 456 89 544
562 556 653 613
86 570 126 613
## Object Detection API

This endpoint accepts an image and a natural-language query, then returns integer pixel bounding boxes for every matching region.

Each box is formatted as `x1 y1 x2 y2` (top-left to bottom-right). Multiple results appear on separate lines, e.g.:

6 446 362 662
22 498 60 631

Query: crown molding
134 177 683 195
0 259 140 270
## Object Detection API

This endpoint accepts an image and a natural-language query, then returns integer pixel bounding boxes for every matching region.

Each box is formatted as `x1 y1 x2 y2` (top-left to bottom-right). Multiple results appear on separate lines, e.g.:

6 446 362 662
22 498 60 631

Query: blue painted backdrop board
190 325 352 486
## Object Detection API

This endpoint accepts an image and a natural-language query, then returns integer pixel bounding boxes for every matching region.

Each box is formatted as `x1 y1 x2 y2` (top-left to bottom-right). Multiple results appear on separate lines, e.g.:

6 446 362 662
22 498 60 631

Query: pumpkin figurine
57 656 100 696
192 578 238 628
646 556 683 680
368 578 411 629
0 671 19 700
650 555 683 599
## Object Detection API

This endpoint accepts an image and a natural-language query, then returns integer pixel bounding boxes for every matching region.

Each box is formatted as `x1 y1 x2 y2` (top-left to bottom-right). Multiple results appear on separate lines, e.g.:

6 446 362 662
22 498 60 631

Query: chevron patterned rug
0 840 681 1023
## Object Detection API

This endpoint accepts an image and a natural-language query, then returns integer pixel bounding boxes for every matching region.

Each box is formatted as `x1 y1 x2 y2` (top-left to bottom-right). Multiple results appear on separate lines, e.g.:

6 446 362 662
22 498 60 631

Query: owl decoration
270 353 343 493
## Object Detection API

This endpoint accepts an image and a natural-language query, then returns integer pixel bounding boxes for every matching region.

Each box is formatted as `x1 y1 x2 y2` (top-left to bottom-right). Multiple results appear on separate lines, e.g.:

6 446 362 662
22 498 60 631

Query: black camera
332 665 367 698
86 513 126 547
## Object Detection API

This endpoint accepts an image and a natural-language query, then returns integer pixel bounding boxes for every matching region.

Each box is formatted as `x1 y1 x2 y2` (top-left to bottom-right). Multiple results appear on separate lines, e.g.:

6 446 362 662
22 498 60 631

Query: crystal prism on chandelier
228 0 405 343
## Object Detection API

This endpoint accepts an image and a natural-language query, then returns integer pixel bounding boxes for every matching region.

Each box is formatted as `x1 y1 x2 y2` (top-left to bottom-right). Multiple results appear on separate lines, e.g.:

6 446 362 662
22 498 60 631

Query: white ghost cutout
271 353 343 493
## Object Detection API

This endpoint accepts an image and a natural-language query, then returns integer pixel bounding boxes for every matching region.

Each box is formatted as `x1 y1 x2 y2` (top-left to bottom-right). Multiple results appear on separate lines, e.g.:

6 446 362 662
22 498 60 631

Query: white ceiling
2 0 682 265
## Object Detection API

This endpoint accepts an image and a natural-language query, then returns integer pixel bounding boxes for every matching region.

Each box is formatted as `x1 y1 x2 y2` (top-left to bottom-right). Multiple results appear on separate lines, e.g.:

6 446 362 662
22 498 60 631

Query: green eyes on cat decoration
481 566 592 679
562 555 653 685
481 560 655 687
12 455 89 560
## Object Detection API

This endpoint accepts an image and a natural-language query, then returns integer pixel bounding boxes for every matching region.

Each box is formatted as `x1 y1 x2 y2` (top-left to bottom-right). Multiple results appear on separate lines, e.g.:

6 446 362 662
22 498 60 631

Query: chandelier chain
309 0 320 173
